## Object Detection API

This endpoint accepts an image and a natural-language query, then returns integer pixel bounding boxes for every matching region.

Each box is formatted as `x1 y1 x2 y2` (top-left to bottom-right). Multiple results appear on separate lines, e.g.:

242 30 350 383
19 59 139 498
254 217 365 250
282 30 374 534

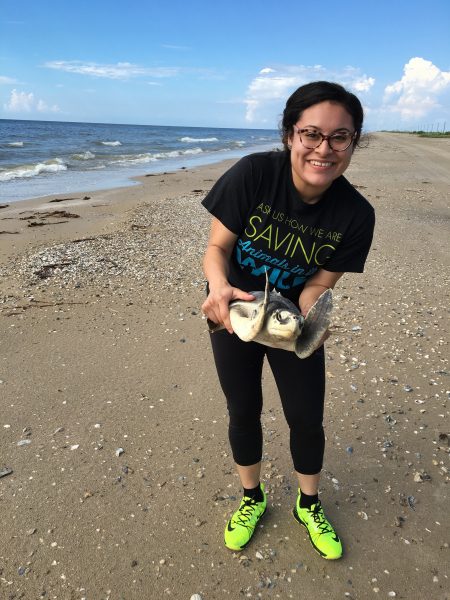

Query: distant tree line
381 124 449 138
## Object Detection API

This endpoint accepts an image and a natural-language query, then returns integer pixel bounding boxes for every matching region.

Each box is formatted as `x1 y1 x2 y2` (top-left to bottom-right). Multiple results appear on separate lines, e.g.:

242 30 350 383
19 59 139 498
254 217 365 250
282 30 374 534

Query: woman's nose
314 137 333 155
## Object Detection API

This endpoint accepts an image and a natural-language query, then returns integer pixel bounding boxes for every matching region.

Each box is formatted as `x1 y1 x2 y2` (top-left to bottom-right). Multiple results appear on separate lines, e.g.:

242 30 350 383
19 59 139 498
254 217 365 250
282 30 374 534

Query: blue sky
1 0 450 131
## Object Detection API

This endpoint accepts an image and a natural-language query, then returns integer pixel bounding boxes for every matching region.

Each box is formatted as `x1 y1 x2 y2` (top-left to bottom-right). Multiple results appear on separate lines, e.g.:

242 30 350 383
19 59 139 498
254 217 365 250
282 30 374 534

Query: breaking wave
99 140 122 146
179 137 218 143
71 151 96 160
0 158 67 182
115 147 204 165
153 148 203 158
115 153 158 165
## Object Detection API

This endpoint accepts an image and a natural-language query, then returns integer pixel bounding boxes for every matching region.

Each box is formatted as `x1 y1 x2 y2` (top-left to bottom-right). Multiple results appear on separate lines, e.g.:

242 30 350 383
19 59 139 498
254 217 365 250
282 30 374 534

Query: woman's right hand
202 217 254 333
202 283 255 334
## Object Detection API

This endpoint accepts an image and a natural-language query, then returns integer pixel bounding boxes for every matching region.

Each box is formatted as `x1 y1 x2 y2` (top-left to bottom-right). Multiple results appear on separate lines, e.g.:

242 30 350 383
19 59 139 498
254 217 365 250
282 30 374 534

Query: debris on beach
4 192 210 294
0 467 13 478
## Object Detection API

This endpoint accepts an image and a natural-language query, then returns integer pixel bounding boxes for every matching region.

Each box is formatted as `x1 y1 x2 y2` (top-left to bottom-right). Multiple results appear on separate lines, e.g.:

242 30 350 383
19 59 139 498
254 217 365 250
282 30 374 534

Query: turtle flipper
295 289 333 358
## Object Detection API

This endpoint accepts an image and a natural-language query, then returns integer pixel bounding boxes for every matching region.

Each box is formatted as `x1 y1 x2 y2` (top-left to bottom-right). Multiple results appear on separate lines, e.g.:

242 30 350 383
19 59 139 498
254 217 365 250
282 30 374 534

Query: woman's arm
202 218 254 333
299 269 343 316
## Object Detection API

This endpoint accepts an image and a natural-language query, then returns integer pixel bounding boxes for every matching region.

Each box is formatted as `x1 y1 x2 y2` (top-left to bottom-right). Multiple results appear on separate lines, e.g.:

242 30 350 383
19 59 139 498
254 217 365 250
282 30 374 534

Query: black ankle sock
299 490 319 509
244 483 264 502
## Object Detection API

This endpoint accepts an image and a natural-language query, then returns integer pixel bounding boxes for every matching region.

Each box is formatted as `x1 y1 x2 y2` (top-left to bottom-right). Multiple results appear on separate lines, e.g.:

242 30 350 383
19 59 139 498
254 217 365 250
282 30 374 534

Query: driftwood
21 210 80 220
33 262 72 278
1 299 88 317
48 196 90 203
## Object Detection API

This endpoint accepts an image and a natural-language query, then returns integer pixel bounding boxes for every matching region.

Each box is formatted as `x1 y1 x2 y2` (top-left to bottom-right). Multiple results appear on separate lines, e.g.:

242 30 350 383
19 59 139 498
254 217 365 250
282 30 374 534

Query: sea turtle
208 276 333 359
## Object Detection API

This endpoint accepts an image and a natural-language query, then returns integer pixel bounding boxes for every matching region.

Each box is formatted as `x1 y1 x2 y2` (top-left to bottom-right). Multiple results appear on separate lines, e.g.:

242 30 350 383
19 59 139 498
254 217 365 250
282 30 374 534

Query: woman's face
288 101 355 203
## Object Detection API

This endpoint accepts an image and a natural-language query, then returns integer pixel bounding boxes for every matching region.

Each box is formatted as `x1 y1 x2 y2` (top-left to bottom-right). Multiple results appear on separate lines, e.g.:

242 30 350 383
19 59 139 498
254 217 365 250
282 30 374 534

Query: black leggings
210 330 325 475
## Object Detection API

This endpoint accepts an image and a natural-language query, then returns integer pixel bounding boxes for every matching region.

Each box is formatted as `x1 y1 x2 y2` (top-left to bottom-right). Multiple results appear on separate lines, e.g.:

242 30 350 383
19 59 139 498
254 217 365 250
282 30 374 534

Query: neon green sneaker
224 483 267 551
293 491 343 560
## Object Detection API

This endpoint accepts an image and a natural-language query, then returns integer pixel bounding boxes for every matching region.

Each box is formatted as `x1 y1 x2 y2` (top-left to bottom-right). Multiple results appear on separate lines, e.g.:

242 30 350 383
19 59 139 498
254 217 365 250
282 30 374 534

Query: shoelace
234 498 260 529
309 503 333 535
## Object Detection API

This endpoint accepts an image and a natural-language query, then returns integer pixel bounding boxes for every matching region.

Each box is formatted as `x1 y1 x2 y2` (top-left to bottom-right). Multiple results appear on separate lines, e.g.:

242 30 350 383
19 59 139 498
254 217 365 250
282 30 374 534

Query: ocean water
0 119 281 203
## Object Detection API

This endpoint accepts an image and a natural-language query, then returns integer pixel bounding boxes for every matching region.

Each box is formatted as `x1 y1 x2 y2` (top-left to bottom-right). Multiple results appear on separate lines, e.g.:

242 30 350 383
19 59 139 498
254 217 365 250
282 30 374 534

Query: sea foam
100 141 122 146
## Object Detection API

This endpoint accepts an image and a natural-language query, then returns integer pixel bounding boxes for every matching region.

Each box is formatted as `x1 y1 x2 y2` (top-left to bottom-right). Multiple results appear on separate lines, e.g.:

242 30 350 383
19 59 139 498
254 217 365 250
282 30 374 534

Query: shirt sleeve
201 156 258 234
324 205 375 273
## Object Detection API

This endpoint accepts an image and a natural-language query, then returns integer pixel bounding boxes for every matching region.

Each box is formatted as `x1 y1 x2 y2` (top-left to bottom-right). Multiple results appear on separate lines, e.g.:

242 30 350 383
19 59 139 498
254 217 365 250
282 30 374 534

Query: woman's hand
299 283 329 317
202 284 254 334
202 218 255 334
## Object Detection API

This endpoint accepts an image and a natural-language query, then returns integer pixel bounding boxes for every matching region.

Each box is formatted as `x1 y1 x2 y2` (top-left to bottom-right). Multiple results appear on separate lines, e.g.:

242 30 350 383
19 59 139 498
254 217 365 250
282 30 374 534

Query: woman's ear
286 131 293 150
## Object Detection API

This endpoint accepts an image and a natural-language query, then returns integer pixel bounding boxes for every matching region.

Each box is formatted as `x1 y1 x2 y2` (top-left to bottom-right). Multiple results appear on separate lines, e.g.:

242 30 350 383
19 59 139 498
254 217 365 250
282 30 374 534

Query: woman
201 81 375 560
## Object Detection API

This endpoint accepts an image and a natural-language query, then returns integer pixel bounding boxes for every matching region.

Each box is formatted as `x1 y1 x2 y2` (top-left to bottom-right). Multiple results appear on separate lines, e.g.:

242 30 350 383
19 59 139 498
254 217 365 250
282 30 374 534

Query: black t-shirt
202 151 375 303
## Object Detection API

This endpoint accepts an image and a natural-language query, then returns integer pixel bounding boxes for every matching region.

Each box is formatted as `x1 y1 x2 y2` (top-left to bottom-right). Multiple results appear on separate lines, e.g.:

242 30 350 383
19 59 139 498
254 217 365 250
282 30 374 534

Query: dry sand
0 133 449 600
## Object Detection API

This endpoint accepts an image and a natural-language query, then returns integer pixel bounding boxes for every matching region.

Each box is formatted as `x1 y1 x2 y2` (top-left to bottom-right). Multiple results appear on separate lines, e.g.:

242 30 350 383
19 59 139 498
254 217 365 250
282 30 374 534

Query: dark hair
281 81 364 151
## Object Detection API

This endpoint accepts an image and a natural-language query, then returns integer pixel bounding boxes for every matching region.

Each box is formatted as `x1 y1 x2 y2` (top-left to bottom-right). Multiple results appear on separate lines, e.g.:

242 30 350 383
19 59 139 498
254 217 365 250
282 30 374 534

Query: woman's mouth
309 160 333 168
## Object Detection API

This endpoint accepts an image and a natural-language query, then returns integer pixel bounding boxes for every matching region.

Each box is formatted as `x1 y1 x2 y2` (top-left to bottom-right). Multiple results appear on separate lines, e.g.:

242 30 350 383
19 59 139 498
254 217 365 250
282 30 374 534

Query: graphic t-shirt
202 151 375 303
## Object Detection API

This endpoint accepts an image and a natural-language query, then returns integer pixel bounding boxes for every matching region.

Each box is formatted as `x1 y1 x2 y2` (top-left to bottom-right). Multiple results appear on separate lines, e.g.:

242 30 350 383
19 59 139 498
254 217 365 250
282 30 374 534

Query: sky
1 0 450 131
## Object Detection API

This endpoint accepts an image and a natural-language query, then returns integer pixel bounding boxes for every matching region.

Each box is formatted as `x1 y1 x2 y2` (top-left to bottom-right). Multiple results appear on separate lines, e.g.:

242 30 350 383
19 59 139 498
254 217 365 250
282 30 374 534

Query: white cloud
44 60 181 80
0 76 18 84
4 89 34 112
4 89 60 114
352 76 375 92
383 57 450 119
162 44 191 51
244 65 375 123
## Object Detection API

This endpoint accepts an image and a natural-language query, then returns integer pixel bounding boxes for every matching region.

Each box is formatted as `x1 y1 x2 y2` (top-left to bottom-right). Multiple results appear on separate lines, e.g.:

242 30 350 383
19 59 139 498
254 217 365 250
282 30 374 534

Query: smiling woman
288 102 355 202
201 80 375 560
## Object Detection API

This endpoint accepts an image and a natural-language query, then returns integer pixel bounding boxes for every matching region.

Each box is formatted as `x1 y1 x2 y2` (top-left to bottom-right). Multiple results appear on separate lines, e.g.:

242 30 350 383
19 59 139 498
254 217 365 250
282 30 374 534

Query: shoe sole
292 508 342 560
224 506 267 552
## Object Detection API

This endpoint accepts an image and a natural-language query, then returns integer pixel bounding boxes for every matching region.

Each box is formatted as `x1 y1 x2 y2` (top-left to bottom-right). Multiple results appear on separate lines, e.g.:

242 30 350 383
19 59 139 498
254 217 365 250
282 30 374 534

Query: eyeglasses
294 127 355 152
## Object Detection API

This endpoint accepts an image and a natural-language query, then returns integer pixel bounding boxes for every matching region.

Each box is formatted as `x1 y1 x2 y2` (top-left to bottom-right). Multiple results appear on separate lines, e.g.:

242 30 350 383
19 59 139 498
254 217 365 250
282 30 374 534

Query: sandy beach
0 133 449 600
